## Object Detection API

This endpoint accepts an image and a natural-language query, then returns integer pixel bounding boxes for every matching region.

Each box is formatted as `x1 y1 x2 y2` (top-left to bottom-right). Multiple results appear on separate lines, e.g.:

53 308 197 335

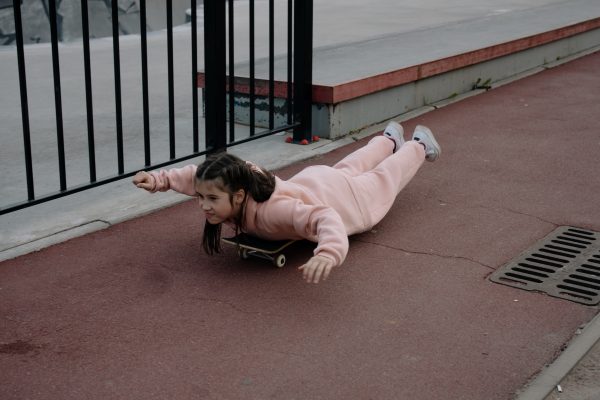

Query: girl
133 122 440 283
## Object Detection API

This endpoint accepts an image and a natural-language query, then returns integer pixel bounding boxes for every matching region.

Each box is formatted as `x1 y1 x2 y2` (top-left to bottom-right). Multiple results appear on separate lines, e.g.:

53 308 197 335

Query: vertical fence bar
13 0 34 200
111 0 124 174
80 0 96 182
249 0 255 137
49 0 67 190
228 0 235 143
268 0 274 130
191 0 199 152
203 0 227 152
286 0 292 125
167 0 175 159
292 0 313 142
140 0 151 166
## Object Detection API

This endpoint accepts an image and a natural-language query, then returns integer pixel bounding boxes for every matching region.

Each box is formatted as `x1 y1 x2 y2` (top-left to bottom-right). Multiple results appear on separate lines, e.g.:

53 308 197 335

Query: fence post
203 0 227 153
12 0 34 201
292 0 313 143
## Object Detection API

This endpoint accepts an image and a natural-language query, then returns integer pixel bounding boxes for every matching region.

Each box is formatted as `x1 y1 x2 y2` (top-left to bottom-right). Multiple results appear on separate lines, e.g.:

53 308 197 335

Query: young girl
133 122 440 283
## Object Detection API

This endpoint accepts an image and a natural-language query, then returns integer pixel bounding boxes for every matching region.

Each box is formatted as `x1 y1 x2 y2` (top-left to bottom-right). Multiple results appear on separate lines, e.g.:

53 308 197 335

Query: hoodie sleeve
148 165 198 196
297 204 349 267
260 198 349 267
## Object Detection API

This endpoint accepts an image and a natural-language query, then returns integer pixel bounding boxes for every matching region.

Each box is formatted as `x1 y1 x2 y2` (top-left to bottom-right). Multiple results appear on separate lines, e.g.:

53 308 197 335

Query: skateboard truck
239 247 287 268
222 233 296 268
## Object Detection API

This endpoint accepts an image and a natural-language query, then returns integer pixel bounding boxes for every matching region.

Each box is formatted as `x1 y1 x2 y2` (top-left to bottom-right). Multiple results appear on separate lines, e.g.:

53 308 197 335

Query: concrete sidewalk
1 48 599 400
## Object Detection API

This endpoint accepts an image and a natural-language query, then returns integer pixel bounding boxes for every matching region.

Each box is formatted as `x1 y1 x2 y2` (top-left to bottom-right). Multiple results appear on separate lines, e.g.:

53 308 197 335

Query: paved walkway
1 47 599 400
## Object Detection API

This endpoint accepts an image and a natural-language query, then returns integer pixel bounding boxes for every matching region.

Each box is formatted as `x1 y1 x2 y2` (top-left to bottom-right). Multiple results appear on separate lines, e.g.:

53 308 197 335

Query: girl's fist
132 171 154 191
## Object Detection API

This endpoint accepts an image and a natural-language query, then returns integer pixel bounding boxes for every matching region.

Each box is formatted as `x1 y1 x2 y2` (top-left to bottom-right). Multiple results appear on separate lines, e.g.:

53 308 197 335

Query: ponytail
197 153 276 254
202 222 222 255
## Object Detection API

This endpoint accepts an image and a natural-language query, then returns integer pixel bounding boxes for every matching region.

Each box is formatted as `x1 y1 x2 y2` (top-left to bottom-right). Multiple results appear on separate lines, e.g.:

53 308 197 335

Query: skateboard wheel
273 254 286 268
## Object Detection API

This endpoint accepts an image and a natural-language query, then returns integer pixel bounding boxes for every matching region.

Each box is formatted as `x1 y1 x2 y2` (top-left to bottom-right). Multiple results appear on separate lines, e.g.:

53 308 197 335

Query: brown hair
196 152 276 254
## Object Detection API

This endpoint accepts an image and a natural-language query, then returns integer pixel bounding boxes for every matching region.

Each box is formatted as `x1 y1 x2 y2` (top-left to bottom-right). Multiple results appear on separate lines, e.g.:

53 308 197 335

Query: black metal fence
204 0 313 151
1 0 313 215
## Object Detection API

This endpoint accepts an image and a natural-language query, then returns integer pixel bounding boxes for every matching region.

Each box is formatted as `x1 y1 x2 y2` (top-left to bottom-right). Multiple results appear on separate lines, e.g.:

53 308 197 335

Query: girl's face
195 179 245 224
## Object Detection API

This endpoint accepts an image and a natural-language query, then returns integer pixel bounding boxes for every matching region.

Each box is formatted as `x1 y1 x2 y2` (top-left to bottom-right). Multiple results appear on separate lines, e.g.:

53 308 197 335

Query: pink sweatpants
332 136 425 229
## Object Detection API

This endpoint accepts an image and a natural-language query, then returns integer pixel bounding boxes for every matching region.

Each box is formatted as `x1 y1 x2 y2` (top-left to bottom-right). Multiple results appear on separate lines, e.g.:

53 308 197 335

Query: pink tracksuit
149 136 425 267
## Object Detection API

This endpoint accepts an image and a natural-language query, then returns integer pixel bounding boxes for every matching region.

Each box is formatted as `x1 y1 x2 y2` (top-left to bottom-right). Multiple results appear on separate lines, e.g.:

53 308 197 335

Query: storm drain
490 226 600 305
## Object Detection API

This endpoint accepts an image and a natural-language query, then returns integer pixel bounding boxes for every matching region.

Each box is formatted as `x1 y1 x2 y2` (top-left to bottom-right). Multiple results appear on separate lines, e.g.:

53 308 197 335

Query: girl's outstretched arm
132 165 198 196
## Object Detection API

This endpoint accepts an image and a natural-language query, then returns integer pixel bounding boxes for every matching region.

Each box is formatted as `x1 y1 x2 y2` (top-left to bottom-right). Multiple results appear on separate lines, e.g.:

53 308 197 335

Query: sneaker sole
383 121 405 152
415 125 441 161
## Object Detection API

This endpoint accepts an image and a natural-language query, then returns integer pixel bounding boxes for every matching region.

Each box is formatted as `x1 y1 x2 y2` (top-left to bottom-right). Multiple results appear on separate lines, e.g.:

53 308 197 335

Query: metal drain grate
490 226 600 305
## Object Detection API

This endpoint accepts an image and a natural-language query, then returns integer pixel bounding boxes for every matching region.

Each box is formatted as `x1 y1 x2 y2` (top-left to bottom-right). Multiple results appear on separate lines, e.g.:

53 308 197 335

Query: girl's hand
132 171 154 191
298 255 334 283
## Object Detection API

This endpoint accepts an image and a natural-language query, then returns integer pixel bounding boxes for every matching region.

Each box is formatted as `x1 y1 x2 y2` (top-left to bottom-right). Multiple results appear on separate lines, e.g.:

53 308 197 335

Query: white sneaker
412 125 441 162
383 121 405 153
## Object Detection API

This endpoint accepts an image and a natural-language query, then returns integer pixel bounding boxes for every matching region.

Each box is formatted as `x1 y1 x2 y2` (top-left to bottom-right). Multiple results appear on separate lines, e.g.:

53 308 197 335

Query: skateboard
222 233 296 268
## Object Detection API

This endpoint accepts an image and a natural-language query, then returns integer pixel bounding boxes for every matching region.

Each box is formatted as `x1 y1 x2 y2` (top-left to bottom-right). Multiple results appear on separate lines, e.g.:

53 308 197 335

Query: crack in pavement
480 205 559 227
354 239 496 270
352 198 565 272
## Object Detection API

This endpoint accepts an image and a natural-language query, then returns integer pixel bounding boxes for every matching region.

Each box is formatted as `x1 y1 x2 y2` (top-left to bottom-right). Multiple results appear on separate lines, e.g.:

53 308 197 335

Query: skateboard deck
222 233 295 267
